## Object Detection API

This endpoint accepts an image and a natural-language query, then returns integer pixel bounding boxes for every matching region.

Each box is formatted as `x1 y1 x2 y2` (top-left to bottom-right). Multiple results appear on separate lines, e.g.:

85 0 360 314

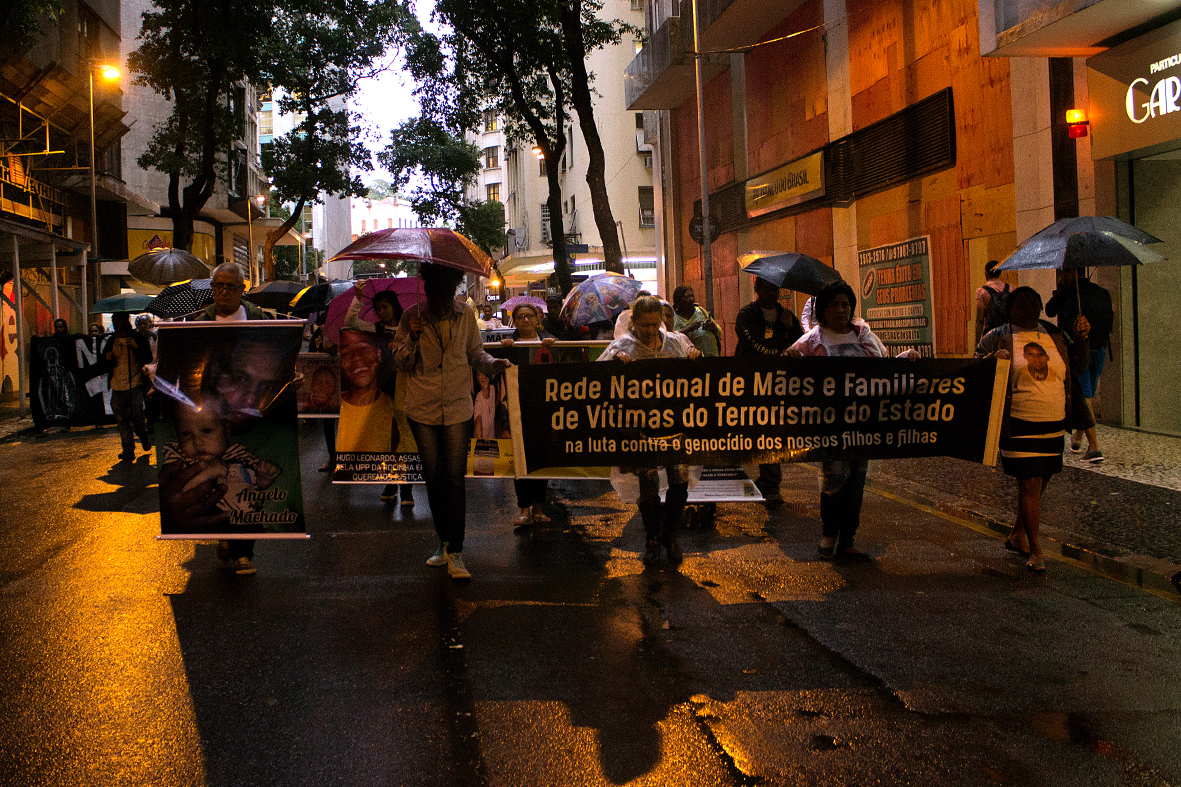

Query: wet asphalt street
0 421 1179 786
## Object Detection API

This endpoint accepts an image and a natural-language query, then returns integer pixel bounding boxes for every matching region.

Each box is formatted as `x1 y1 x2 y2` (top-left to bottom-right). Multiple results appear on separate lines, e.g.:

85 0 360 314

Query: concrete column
824 0 858 285
11 236 27 418
731 52 754 307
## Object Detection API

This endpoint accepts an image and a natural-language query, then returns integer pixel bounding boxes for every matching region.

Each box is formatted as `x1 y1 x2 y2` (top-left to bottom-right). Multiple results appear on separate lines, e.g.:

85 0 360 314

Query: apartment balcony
624 0 805 110
979 0 1181 56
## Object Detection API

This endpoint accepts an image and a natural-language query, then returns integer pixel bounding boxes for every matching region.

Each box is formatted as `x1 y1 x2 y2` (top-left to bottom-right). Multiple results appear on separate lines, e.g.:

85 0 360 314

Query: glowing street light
88 62 120 305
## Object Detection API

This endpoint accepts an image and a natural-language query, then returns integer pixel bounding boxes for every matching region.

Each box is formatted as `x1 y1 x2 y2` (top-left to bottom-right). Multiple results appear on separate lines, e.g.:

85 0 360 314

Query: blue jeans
1079 347 1107 399
408 418 472 553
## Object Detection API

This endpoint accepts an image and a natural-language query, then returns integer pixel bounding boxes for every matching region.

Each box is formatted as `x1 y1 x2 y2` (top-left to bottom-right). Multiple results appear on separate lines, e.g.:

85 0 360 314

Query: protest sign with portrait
297 353 340 417
154 322 306 539
333 328 421 483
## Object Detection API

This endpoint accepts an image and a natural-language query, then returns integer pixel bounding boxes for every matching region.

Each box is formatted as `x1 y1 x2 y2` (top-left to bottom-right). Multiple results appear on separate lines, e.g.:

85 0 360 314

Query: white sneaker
426 543 448 567
447 552 472 580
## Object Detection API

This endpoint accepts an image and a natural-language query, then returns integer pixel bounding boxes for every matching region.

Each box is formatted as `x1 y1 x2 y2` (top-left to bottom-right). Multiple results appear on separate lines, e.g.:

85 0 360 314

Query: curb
866 477 1181 602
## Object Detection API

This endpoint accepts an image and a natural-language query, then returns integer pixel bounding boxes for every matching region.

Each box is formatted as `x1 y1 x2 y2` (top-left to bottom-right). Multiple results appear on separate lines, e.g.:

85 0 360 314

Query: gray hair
211 262 245 286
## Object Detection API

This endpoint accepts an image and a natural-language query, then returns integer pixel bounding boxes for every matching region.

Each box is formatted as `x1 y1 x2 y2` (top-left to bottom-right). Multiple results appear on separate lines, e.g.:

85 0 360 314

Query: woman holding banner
599 295 697 567
975 286 1084 573
501 303 556 526
786 280 918 562
393 263 510 581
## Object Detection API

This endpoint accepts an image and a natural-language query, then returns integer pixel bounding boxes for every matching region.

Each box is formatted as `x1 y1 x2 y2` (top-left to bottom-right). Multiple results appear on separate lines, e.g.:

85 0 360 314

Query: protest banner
28 334 116 429
333 328 422 483
296 353 340 417
154 321 307 539
858 237 936 357
509 356 1008 474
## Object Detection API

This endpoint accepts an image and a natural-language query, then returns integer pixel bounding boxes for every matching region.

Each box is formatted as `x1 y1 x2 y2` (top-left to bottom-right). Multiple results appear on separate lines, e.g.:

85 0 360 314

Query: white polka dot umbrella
146 278 213 318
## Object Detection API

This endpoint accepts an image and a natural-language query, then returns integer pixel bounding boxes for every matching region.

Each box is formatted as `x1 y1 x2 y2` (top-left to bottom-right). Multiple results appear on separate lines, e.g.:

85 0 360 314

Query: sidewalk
868 424 1181 595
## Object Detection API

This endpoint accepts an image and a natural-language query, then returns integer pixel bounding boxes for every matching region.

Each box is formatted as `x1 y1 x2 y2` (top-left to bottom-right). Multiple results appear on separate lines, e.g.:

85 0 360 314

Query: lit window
484 146 500 169
487 183 500 203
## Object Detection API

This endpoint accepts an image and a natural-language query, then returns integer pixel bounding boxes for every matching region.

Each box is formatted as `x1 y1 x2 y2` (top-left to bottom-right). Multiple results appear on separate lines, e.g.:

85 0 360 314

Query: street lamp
88 62 119 304
246 193 266 286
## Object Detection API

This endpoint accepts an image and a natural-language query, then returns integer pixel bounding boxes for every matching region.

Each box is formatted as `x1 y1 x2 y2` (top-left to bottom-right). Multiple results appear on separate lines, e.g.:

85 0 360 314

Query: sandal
1004 538 1031 557
1026 556 1046 573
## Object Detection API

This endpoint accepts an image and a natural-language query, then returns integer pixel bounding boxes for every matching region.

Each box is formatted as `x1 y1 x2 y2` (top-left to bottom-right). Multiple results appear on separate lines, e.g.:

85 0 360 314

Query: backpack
983 283 1011 333
1078 282 1114 347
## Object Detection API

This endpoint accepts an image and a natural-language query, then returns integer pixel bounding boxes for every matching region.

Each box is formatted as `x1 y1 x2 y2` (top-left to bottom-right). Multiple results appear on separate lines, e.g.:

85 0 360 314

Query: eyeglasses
212 282 245 293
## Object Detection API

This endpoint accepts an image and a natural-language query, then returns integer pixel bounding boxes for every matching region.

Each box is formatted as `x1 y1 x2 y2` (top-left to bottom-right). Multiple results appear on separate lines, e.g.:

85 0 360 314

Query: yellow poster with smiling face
1009 329 1067 422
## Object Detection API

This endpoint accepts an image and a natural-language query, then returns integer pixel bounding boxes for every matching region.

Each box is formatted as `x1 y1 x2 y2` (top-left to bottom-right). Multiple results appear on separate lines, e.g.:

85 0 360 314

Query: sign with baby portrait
154 321 307 539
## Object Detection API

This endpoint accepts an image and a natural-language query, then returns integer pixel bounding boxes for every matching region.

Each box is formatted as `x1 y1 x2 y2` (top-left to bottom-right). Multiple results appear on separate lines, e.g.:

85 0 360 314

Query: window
638 187 655 228
487 183 500 203
483 111 498 132
361 219 366 232
636 113 645 129
539 158 547 177
570 195 575 215
631 0 643 10
259 110 273 137
484 146 500 169
540 204 551 243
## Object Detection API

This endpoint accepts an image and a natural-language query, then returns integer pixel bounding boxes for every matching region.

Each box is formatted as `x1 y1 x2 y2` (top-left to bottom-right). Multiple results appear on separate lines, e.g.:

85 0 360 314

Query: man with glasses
193 262 271 574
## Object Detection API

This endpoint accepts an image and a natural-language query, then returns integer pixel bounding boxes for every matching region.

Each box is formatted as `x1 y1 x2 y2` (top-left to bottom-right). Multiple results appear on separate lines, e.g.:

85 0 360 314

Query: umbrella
738 251 843 294
1022 216 1162 246
128 248 210 285
289 280 354 318
327 227 493 278
322 277 426 346
90 292 154 313
997 231 1165 272
147 278 213 318
501 294 548 315
559 273 644 326
245 280 304 311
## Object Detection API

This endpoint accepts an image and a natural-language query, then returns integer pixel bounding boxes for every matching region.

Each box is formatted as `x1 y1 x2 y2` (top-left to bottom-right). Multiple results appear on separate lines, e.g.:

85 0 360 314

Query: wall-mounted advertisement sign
857 236 935 358
745 151 825 218
1089 19 1181 160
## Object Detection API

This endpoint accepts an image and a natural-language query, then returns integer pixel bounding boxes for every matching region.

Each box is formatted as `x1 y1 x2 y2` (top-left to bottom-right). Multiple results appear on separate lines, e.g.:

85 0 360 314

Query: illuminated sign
744 152 824 218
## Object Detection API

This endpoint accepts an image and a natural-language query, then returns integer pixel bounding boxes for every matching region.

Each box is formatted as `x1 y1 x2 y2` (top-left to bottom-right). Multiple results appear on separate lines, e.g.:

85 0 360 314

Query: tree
129 0 407 266
257 0 409 279
128 0 270 252
367 178 396 200
0 0 64 56
377 115 505 255
433 0 636 281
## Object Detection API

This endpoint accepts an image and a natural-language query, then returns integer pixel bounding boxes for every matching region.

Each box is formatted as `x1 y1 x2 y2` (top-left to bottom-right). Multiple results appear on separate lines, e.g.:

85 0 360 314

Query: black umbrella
147 278 213 318
128 248 210 285
245 280 304 311
1022 216 1162 246
289 280 353 317
90 292 155 313
738 251 843 294
996 232 1164 272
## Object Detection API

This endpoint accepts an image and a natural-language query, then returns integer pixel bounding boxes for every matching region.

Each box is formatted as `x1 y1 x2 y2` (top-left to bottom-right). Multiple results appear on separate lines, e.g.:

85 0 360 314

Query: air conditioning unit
641 152 653 169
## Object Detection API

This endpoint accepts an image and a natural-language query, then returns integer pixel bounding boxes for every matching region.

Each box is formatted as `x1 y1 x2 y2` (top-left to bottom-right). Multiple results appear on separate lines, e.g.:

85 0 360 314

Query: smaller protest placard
28 334 116 428
297 353 340 417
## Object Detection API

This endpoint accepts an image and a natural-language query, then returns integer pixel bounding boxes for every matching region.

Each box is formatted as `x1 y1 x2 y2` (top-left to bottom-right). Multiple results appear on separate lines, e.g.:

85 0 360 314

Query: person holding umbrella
1046 268 1110 463
393 262 510 580
734 276 804 505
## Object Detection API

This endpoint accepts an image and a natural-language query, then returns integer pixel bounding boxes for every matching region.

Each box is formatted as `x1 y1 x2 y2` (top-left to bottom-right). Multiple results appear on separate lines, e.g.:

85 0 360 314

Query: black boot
638 498 662 566
662 483 689 566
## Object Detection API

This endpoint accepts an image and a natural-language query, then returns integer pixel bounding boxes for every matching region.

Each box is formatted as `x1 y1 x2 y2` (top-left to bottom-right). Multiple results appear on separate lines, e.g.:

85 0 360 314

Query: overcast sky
348 3 440 188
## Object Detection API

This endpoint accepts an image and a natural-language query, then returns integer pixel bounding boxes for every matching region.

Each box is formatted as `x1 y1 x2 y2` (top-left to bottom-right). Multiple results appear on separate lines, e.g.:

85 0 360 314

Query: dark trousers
111 388 148 455
408 418 472 553
228 539 255 560
819 459 869 547
322 419 336 464
755 463 782 500
513 478 548 508
634 466 689 541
